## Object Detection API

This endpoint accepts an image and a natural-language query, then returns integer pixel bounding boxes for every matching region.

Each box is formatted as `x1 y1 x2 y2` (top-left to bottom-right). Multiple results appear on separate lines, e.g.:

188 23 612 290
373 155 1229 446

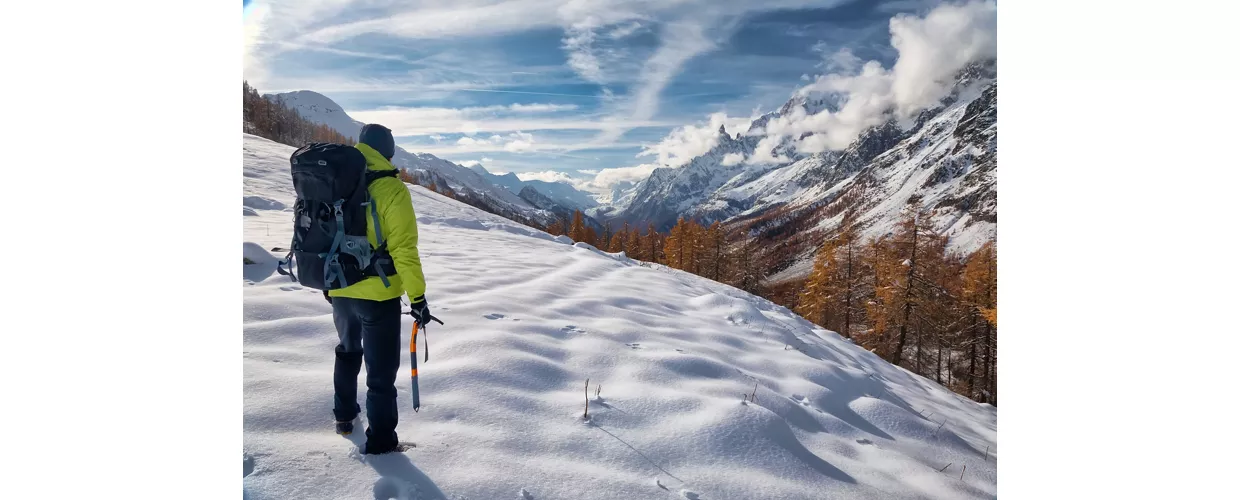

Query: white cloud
352 105 677 137
430 134 445 142
460 157 496 169
608 21 644 39
747 135 792 165
720 152 745 166
887 0 997 115
577 169 600 175
766 0 996 152
508 103 578 113
597 0 993 166
504 132 536 152
636 111 730 167
258 76 601 97
296 1 561 46
593 21 717 144
824 47 863 74
505 141 535 152
563 24 605 84
243 3 271 84
511 169 617 195
516 170 577 184
592 163 659 191
454 131 538 152
554 1 845 146
504 163 659 196
404 139 643 157
763 60 895 151
251 0 853 152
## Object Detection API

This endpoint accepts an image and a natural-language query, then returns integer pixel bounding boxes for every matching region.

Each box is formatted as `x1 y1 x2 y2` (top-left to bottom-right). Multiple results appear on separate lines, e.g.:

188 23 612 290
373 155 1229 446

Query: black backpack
277 143 398 290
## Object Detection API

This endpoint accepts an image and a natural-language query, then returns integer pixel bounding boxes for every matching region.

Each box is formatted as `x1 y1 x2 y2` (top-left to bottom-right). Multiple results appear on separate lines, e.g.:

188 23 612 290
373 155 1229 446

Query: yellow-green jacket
328 143 427 303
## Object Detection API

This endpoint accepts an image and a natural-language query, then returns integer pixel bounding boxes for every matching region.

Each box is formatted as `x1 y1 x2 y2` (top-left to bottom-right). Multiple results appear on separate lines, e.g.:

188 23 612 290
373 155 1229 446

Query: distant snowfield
243 134 997 500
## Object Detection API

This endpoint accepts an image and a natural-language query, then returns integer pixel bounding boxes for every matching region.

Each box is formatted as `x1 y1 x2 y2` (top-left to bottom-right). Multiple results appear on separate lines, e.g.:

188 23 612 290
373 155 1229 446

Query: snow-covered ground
243 133 997 500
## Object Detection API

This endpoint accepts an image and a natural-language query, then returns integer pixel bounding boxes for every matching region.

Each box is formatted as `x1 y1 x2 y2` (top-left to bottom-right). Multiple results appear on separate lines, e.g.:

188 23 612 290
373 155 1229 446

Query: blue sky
244 0 965 191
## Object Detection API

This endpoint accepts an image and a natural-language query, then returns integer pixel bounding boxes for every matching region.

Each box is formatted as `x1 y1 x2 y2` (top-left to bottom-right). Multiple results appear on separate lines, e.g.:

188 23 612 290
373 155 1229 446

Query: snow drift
243 133 997 500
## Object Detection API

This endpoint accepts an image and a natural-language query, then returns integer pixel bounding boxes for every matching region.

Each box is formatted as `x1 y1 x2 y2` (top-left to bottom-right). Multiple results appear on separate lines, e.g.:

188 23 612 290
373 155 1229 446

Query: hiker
324 124 432 454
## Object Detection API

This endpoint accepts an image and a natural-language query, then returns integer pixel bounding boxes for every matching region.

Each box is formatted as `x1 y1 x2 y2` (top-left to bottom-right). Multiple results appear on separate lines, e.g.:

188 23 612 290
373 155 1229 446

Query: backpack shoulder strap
362 169 400 288
362 169 399 246
365 170 398 184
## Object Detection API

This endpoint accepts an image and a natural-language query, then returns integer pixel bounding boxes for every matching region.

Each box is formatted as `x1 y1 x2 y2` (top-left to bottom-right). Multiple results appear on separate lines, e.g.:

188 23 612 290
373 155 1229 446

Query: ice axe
408 312 443 412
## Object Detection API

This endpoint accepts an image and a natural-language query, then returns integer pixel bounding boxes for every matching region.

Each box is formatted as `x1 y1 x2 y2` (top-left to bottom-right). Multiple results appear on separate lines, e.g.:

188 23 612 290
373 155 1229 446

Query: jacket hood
355 143 396 171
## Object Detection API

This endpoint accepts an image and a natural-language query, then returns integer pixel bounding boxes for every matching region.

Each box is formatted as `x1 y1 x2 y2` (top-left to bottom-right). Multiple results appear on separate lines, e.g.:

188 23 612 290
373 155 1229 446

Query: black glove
323 290 333 304
408 295 431 326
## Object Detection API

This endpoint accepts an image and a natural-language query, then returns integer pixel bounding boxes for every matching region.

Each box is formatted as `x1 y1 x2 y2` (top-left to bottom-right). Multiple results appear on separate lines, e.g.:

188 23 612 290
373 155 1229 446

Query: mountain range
606 61 997 282
269 59 995 284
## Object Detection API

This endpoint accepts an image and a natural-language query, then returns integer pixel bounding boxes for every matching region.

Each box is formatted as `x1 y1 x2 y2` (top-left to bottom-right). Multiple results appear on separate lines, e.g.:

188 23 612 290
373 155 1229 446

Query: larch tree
797 238 839 329
569 210 587 242
626 226 642 260
585 226 599 247
962 241 997 403
644 223 660 264
664 218 686 270
607 231 624 253
706 221 725 281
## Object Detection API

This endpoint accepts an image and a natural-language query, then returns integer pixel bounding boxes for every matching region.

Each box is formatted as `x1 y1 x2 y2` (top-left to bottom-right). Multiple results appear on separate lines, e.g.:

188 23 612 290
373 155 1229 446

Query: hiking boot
362 441 413 455
335 418 356 436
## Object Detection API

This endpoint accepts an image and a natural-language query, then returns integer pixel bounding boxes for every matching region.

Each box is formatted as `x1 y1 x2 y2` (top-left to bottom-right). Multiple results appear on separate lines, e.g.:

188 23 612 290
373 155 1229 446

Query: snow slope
243 133 997 500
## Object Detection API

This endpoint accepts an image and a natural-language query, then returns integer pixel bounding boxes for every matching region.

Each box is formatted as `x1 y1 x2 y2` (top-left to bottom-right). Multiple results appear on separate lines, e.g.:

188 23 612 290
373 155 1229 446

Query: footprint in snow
245 454 260 478
484 313 506 320
856 438 873 445
519 488 534 499
279 285 303 292
373 476 418 500
681 490 701 500
626 343 642 349
561 325 586 334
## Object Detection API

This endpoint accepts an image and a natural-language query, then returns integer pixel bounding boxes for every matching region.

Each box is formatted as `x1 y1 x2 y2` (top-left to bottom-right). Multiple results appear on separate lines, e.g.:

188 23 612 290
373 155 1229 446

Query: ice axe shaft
407 312 443 411
410 320 421 411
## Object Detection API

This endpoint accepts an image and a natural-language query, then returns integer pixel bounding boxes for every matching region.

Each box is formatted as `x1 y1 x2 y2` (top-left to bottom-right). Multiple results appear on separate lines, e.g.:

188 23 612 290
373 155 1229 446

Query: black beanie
359 124 395 159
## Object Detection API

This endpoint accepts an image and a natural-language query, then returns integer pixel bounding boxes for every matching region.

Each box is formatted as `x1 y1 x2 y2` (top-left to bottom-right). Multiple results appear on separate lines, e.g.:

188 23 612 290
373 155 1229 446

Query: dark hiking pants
331 296 402 451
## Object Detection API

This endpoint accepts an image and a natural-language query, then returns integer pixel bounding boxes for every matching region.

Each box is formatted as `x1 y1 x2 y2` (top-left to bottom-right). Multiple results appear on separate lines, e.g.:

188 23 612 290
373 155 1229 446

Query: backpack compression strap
275 202 301 282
